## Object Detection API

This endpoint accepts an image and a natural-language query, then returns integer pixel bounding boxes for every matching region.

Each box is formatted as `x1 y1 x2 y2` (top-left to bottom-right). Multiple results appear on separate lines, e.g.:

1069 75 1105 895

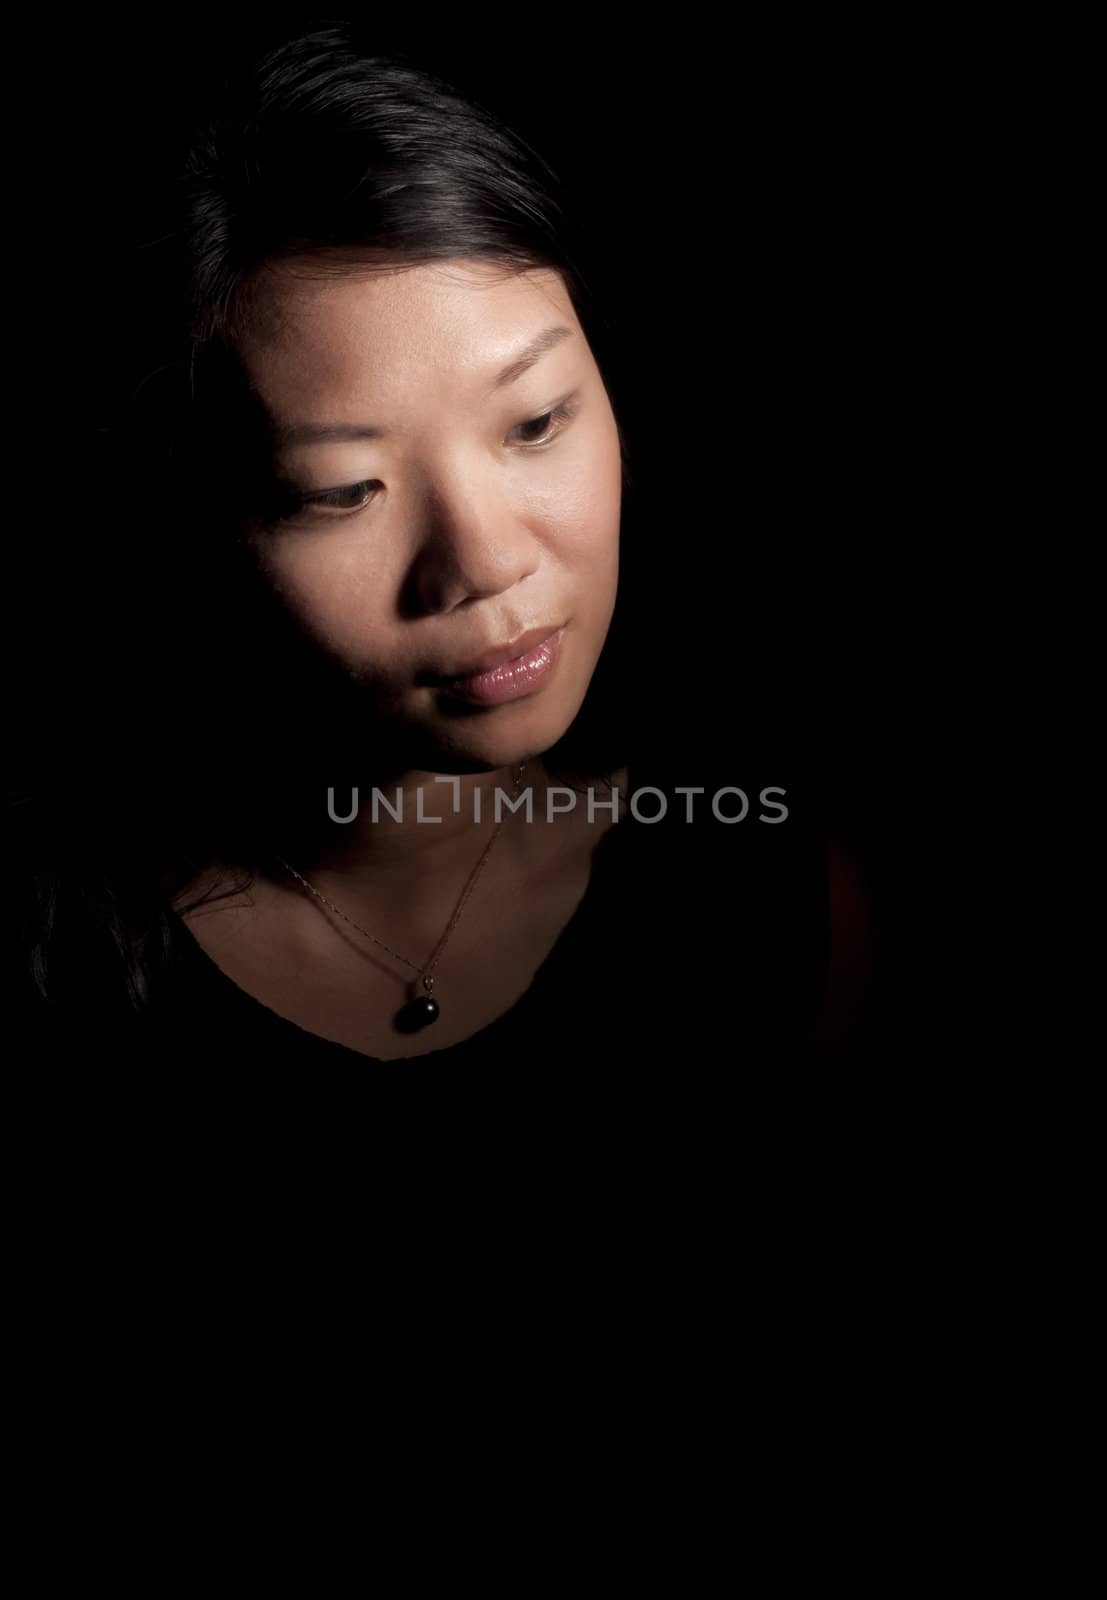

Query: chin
412 671 586 771
436 701 576 773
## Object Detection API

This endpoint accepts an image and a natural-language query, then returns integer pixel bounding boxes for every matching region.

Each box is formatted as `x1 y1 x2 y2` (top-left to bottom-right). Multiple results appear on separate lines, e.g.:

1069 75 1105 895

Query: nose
401 460 541 617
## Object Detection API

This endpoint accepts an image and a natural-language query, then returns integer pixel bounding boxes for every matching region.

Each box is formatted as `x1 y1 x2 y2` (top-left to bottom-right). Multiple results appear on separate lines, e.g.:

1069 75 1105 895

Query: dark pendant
394 978 440 1034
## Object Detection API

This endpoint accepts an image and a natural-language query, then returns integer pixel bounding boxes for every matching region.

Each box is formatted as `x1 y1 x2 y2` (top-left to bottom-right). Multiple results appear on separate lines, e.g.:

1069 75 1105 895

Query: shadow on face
221 257 624 777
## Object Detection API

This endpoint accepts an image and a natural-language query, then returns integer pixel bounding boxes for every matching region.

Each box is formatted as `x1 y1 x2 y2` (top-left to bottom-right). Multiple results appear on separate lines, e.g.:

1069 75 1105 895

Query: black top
20 754 831 1064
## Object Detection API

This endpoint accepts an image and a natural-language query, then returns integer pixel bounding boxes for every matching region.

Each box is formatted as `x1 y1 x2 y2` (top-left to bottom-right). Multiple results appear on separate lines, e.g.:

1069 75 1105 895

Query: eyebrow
488 324 575 390
272 325 576 447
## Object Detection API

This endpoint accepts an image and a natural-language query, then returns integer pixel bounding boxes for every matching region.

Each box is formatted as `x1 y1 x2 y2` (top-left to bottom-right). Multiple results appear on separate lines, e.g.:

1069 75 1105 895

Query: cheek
545 427 622 571
253 533 397 663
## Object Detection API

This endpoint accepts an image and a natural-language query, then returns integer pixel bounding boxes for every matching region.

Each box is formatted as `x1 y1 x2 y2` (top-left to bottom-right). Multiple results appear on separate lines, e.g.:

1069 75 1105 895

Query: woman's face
232 258 622 773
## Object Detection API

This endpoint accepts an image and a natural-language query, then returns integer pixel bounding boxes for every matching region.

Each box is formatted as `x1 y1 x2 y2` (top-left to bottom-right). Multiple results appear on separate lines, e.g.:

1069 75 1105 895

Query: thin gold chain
278 761 528 982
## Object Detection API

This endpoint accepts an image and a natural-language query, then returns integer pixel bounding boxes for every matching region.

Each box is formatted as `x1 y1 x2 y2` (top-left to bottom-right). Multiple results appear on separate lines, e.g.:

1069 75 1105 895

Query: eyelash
287 400 578 519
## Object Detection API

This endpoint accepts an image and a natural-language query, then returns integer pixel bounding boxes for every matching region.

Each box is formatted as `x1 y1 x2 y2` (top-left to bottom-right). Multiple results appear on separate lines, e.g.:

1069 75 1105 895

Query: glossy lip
432 623 566 684
434 625 565 707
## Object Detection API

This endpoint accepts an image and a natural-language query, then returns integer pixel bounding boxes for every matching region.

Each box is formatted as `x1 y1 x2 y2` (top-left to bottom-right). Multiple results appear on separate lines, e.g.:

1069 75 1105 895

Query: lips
431 625 566 707
433 623 565 684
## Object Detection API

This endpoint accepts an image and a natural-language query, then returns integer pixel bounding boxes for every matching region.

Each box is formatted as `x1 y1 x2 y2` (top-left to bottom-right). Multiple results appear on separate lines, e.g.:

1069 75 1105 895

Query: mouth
433 623 566 681
432 624 567 706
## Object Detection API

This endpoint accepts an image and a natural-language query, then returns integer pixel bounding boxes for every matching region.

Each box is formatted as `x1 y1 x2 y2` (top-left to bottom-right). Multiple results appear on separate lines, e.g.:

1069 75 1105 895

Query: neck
278 755 559 895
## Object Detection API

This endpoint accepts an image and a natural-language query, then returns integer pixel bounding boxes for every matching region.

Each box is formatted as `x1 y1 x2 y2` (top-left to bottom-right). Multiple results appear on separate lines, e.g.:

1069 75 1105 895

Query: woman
16 25 872 1061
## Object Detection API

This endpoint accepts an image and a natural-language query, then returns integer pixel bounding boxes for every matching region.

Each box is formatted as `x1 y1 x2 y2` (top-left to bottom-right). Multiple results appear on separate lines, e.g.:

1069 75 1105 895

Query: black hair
17 25 643 1019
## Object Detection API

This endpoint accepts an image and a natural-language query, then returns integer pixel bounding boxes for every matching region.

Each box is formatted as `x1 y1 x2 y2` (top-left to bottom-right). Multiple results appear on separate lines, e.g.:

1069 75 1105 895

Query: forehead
235 259 579 402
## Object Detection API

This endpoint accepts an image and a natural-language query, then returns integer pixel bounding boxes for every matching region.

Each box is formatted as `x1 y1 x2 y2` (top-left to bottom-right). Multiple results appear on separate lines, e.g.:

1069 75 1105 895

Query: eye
508 398 578 450
270 397 580 526
274 480 381 523
301 481 380 513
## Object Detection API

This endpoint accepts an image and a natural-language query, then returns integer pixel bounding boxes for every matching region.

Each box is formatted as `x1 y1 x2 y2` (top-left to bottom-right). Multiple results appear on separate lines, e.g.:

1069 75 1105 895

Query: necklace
278 760 528 1035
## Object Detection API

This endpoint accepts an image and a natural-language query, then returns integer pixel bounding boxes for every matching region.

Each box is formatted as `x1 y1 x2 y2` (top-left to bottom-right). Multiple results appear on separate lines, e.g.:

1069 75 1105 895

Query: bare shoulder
168 862 264 956
813 833 875 1043
170 862 255 916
